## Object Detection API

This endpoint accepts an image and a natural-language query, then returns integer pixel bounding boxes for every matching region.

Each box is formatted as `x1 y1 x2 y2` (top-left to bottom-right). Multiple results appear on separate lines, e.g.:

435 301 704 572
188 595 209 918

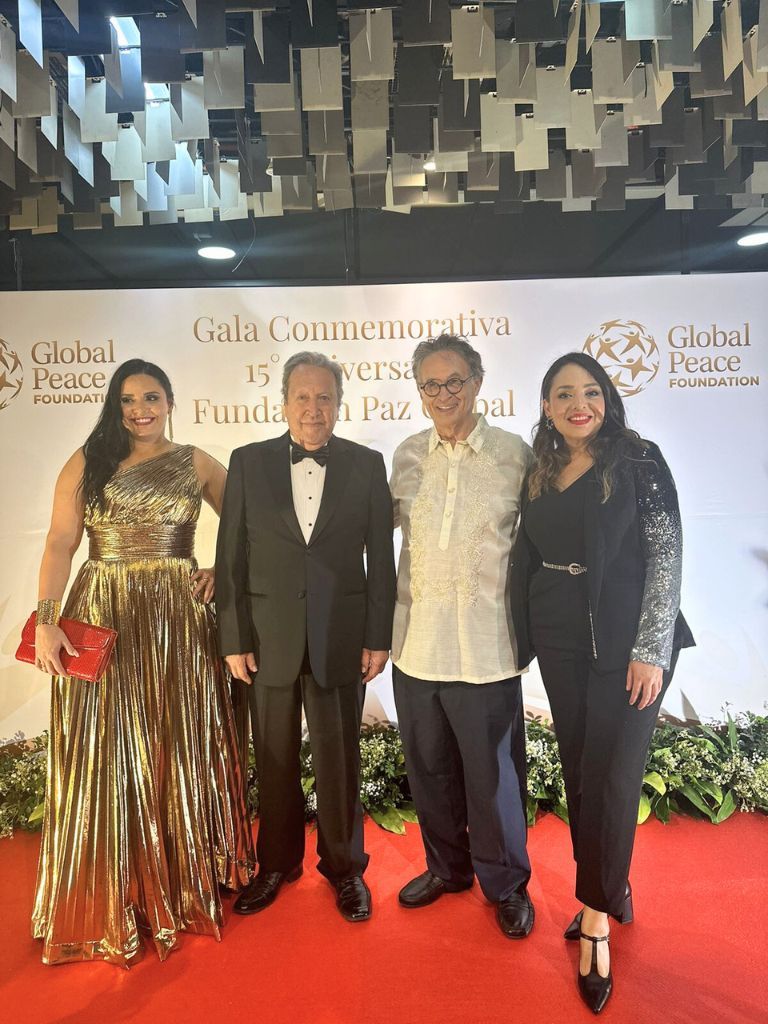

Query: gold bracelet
37 599 62 626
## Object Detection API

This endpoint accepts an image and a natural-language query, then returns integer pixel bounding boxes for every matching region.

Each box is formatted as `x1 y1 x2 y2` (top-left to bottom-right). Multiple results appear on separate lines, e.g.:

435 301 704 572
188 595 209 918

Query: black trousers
249 669 368 882
535 646 679 919
393 668 531 902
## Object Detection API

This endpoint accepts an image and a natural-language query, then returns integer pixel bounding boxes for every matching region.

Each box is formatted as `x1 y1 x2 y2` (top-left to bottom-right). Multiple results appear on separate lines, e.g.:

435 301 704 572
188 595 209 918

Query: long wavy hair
528 352 648 503
81 359 174 509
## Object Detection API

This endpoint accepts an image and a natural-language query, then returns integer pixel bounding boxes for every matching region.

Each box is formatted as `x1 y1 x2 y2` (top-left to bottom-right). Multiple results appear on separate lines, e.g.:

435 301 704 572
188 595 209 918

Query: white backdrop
1 274 766 739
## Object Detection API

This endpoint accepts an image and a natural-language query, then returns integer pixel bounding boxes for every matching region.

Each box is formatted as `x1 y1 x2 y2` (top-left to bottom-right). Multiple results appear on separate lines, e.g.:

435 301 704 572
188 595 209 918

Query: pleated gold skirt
31 448 255 966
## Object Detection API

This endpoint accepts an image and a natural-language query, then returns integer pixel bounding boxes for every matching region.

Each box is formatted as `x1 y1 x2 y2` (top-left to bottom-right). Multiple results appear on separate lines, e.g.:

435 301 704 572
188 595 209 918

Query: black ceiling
3 200 768 291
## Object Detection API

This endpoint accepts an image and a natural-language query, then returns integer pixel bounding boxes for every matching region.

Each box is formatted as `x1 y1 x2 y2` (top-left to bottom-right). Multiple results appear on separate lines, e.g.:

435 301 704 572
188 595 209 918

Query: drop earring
168 409 174 442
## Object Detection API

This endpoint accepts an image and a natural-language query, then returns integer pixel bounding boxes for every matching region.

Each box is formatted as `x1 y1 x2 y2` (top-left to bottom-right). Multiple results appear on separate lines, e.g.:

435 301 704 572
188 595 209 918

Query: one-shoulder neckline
115 445 192 477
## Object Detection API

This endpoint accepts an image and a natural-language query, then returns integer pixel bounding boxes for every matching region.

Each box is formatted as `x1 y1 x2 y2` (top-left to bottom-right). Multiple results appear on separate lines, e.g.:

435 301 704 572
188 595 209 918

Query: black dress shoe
578 930 613 1014
334 875 372 922
565 886 633 941
496 888 535 939
398 871 473 909
233 865 302 915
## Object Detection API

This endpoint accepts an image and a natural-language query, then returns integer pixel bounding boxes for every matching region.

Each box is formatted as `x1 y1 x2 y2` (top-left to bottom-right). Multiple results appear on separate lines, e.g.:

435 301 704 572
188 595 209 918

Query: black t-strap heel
578 931 613 1014
565 884 633 940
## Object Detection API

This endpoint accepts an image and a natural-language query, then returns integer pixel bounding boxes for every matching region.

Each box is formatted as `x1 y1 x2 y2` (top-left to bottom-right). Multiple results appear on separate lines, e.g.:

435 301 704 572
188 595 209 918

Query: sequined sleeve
630 443 683 670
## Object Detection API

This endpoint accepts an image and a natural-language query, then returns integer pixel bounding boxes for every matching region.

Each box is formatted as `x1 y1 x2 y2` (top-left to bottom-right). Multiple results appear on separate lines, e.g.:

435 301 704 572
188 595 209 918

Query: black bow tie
291 443 330 466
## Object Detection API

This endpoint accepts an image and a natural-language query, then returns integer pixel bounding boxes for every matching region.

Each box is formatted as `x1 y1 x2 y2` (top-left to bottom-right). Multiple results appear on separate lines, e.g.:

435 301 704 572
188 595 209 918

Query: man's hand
626 660 663 711
361 649 388 684
225 653 258 685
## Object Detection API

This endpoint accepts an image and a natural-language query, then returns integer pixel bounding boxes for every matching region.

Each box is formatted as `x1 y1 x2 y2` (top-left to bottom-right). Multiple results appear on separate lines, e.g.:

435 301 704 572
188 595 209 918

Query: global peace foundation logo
0 338 23 411
583 319 660 397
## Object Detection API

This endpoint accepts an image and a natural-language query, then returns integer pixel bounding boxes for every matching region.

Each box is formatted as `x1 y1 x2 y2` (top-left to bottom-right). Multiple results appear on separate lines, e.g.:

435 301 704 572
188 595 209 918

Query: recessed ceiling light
423 159 437 172
198 245 236 260
736 232 768 248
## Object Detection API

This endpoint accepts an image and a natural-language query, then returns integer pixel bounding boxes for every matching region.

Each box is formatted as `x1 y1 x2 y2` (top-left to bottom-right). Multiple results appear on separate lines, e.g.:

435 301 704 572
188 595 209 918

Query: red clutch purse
15 612 118 682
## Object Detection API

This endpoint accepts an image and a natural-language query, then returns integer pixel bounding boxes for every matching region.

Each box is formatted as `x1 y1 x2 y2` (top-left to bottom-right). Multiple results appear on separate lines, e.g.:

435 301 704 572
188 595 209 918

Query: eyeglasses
417 375 476 398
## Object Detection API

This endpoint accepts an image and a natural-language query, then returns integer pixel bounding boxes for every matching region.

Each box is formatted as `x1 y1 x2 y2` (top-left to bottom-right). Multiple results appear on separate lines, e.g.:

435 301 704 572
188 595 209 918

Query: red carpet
1 814 766 1024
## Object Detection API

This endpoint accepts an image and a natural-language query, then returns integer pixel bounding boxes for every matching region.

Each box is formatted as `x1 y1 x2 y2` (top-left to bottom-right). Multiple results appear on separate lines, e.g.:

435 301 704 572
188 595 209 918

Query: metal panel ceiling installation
0 1 766 285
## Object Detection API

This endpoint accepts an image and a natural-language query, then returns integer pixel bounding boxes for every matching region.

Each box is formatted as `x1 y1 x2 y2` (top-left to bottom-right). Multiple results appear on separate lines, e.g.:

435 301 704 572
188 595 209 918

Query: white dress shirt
290 440 328 543
390 416 532 684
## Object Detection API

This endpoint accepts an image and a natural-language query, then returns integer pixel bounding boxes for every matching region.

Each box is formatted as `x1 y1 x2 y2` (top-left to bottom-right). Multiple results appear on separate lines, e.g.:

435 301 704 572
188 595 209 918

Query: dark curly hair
528 352 648 503
81 359 174 509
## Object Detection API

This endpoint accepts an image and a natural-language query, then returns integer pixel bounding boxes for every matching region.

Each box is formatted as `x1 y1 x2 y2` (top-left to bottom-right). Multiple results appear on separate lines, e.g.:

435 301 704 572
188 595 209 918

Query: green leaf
637 792 652 824
668 796 683 815
678 784 715 821
301 775 315 796
696 779 723 805
552 802 570 825
27 802 45 826
727 715 739 753
654 795 671 824
369 806 406 834
696 725 727 754
398 808 419 824
714 790 737 824
642 771 667 796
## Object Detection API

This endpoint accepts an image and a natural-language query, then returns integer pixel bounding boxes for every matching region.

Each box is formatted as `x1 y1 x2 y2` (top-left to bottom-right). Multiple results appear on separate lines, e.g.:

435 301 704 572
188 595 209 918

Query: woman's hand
35 623 77 676
190 567 215 603
626 660 664 711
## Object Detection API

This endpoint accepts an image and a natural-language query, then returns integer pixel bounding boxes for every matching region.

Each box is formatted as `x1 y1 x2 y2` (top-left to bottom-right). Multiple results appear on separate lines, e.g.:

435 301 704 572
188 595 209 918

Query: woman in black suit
510 352 694 1014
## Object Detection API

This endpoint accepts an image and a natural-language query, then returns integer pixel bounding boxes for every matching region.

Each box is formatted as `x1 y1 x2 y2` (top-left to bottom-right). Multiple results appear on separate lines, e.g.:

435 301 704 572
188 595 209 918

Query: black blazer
509 442 695 672
215 432 396 688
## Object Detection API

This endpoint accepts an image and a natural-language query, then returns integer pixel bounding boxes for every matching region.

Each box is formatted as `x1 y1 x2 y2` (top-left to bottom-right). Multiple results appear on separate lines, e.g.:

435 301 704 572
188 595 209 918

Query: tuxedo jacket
509 441 695 672
215 432 396 688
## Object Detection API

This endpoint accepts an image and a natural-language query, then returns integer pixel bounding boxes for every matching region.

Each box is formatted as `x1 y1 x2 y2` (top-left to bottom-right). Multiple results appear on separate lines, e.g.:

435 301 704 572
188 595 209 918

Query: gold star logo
624 357 651 380
583 319 659 397
0 339 24 411
594 336 619 361
622 331 648 355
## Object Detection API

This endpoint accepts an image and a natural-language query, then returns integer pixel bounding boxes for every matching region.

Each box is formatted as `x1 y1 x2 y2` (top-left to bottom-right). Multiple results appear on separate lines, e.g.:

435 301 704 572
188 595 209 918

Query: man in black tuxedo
215 351 396 922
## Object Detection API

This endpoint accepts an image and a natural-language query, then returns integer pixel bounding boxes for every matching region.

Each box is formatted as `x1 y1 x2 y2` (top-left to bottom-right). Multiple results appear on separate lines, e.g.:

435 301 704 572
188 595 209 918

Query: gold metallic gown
32 446 255 967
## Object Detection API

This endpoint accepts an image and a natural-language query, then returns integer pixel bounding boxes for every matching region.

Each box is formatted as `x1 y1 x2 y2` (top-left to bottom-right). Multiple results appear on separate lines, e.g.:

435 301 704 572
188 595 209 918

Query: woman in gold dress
31 358 254 967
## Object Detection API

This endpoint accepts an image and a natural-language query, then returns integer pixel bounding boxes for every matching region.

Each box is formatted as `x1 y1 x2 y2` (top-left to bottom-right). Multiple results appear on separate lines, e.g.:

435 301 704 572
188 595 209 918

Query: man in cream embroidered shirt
390 414 531 682
389 334 535 940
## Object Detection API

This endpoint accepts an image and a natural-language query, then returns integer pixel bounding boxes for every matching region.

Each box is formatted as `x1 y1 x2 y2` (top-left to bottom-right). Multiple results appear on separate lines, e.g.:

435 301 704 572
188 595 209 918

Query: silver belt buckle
567 562 583 575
